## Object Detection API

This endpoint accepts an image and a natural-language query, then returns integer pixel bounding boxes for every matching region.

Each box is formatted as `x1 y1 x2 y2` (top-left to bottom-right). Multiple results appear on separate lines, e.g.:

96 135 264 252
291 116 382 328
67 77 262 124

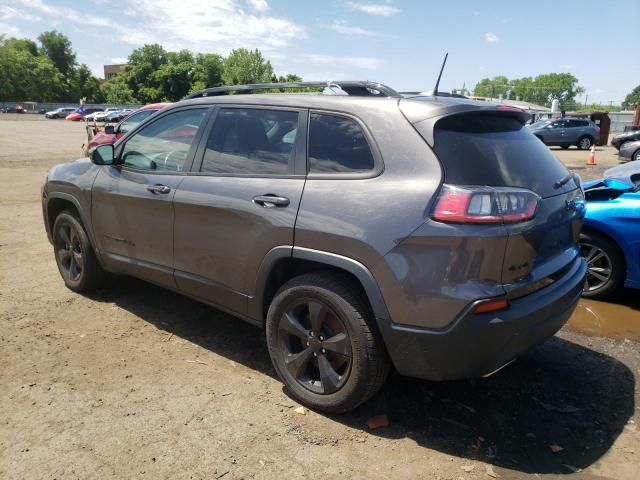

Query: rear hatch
413 110 585 295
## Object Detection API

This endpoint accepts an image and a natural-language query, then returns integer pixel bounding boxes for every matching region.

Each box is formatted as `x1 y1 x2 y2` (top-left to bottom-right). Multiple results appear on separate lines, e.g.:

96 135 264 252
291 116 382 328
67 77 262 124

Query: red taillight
432 184 539 225
473 298 510 314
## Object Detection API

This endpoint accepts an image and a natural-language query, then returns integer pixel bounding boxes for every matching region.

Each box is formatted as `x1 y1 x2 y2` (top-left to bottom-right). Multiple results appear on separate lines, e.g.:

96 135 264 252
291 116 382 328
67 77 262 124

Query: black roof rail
186 81 401 99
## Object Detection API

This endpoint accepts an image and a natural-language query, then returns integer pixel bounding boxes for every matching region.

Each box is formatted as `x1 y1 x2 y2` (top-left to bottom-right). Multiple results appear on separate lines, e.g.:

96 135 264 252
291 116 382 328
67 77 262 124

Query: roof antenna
433 52 448 97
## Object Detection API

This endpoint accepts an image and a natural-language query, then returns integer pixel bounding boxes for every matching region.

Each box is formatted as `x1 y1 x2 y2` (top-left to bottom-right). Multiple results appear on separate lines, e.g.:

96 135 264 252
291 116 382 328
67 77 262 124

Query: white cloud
300 53 384 70
116 0 305 53
0 5 41 22
14 0 117 28
246 0 269 13
0 21 26 37
484 32 499 44
328 20 385 37
348 2 400 16
111 57 128 64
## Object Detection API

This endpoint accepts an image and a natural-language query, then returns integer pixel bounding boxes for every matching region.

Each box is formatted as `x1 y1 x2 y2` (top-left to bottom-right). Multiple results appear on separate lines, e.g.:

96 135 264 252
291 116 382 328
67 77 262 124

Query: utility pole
584 94 588 107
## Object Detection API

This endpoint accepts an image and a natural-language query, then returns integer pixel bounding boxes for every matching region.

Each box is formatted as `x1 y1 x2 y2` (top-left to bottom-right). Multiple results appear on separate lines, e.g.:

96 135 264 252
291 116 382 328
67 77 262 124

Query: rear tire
580 231 625 299
266 272 390 413
633 149 640 162
578 136 593 150
53 210 106 292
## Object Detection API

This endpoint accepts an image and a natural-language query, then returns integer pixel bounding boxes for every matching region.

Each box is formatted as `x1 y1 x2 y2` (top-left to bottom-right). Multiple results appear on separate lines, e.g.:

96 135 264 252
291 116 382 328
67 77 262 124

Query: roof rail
186 81 401 99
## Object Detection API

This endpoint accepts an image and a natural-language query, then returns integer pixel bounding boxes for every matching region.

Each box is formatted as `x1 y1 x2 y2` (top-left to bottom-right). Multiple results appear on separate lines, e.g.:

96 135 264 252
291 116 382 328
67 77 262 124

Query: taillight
432 184 539 224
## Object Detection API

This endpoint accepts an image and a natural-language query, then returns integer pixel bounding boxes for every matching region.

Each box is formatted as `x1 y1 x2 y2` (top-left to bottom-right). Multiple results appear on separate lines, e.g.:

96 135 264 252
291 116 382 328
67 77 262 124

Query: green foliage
101 78 136 104
222 48 274 85
38 30 76 78
1 33 301 104
622 85 640 110
473 73 585 108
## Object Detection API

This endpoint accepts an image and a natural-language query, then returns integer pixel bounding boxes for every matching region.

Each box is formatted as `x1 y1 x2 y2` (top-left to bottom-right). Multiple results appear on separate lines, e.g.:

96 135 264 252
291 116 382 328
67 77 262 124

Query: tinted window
121 109 206 172
201 108 298 175
550 120 566 129
308 113 375 174
431 115 574 198
119 109 157 134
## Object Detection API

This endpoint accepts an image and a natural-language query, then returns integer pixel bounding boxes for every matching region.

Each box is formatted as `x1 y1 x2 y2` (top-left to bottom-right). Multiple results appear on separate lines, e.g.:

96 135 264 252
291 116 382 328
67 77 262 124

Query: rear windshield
431 115 575 198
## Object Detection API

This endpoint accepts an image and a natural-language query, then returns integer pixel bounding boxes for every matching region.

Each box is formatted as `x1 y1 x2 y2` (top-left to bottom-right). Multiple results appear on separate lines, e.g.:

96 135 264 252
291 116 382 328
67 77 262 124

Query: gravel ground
0 114 638 480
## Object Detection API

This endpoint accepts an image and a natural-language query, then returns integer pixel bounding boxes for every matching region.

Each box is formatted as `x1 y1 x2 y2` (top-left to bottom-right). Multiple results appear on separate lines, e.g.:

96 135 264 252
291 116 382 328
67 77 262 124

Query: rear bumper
379 256 586 381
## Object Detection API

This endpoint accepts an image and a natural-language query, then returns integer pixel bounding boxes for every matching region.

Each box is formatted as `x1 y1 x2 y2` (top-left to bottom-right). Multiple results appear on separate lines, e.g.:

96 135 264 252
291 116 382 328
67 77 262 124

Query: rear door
91 107 210 287
430 114 585 293
173 106 307 315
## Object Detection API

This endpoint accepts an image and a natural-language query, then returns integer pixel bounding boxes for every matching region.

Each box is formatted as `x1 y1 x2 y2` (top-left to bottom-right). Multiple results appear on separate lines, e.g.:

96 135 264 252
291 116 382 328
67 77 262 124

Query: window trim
306 109 384 180
190 104 308 178
115 105 213 176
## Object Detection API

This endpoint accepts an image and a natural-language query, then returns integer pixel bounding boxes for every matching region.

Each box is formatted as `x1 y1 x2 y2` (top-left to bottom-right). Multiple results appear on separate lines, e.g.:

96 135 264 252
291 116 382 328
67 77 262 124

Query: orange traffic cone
586 144 597 165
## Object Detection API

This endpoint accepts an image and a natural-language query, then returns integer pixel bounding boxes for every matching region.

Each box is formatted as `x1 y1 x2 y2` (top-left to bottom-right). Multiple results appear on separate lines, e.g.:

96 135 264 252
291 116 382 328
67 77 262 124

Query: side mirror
90 144 115 166
104 125 115 135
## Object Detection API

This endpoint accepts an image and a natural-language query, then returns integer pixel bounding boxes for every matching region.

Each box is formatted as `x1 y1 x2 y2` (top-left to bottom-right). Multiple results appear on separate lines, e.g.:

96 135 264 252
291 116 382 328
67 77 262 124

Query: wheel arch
249 246 391 328
46 193 97 250
580 224 627 275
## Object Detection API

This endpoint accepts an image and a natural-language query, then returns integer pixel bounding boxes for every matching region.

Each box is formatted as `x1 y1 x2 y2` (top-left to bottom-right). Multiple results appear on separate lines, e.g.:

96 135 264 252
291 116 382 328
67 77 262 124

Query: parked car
84 110 106 122
611 130 640 151
528 117 600 150
84 103 170 154
90 108 122 123
45 107 76 119
42 82 587 413
66 107 103 121
618 140 640 162
580 162 640 298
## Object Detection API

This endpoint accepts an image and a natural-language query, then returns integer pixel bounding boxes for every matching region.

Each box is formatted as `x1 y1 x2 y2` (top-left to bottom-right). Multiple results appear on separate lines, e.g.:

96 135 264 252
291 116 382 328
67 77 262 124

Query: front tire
266 272 390 413
580 231 625 298
53 210 106 292
578 136 593 150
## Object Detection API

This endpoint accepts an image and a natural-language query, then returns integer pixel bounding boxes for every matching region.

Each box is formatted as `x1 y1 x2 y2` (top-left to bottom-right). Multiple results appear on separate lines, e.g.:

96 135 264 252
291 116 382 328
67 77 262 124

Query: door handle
252 194 290 208
147 184 171 194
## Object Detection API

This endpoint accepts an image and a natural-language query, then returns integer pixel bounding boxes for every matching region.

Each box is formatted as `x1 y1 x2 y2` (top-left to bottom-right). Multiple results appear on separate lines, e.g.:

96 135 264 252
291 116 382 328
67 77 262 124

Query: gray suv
528 117 600 150
42 81 587 413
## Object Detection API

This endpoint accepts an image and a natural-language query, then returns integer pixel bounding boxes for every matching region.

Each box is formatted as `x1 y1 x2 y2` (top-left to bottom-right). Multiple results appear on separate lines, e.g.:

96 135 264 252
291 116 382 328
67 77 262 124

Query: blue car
581 161 640 298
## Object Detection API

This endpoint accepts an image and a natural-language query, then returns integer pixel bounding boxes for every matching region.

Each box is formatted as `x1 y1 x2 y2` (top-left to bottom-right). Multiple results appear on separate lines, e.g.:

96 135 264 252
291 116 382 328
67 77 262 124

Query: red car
66 107 103 121
84 103 171 154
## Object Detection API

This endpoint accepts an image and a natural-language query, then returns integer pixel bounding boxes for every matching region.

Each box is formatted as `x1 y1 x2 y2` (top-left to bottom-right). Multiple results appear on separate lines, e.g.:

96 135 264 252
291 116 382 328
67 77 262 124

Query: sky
1 0 638 104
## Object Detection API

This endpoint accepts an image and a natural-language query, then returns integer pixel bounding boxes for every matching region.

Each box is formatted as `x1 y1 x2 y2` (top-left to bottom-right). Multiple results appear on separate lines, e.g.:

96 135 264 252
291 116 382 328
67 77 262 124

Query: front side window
308 113 375 174
119 109 157 135
201 108 299 175
120 108 206 172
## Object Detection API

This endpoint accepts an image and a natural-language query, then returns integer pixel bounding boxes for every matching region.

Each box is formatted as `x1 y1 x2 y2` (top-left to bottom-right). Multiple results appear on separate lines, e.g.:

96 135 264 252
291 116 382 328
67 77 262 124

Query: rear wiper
554 173 574 189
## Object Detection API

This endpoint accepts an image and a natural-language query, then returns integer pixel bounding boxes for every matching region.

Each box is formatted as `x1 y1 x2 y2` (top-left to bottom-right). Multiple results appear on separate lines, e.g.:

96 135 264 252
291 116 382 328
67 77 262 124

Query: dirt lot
1 114 638 480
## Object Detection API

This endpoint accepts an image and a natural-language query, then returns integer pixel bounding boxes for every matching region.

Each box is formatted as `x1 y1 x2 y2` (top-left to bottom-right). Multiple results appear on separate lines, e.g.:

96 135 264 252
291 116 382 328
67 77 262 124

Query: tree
529 73 584 107
0 36 64 101
473 76 510 98
222 48 274 85
622 85 640 110
154 50 196 101
123 44 168 103
473 73 584 107
193 53 224 88
38 30 76 77
68 64 103 103
101 78 136 104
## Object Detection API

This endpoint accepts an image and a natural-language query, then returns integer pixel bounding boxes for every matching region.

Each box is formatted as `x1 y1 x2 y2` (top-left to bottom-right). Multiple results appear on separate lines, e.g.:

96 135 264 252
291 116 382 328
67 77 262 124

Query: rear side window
308 113 375 174
431 115 574 198
201 108 298 175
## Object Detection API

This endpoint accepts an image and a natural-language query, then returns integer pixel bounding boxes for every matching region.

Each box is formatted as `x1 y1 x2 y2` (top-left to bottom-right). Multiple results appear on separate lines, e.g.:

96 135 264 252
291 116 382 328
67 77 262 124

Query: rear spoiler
399 97 531 146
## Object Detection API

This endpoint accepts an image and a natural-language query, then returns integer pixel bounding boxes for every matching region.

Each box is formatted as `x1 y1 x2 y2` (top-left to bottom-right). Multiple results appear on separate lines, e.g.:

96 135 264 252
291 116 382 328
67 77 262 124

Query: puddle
567 292 640 342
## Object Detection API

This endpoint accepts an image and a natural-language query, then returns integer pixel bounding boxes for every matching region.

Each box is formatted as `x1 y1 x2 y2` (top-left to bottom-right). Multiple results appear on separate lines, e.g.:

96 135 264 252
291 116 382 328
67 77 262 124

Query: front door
173 106 307 316
92 107 209 287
